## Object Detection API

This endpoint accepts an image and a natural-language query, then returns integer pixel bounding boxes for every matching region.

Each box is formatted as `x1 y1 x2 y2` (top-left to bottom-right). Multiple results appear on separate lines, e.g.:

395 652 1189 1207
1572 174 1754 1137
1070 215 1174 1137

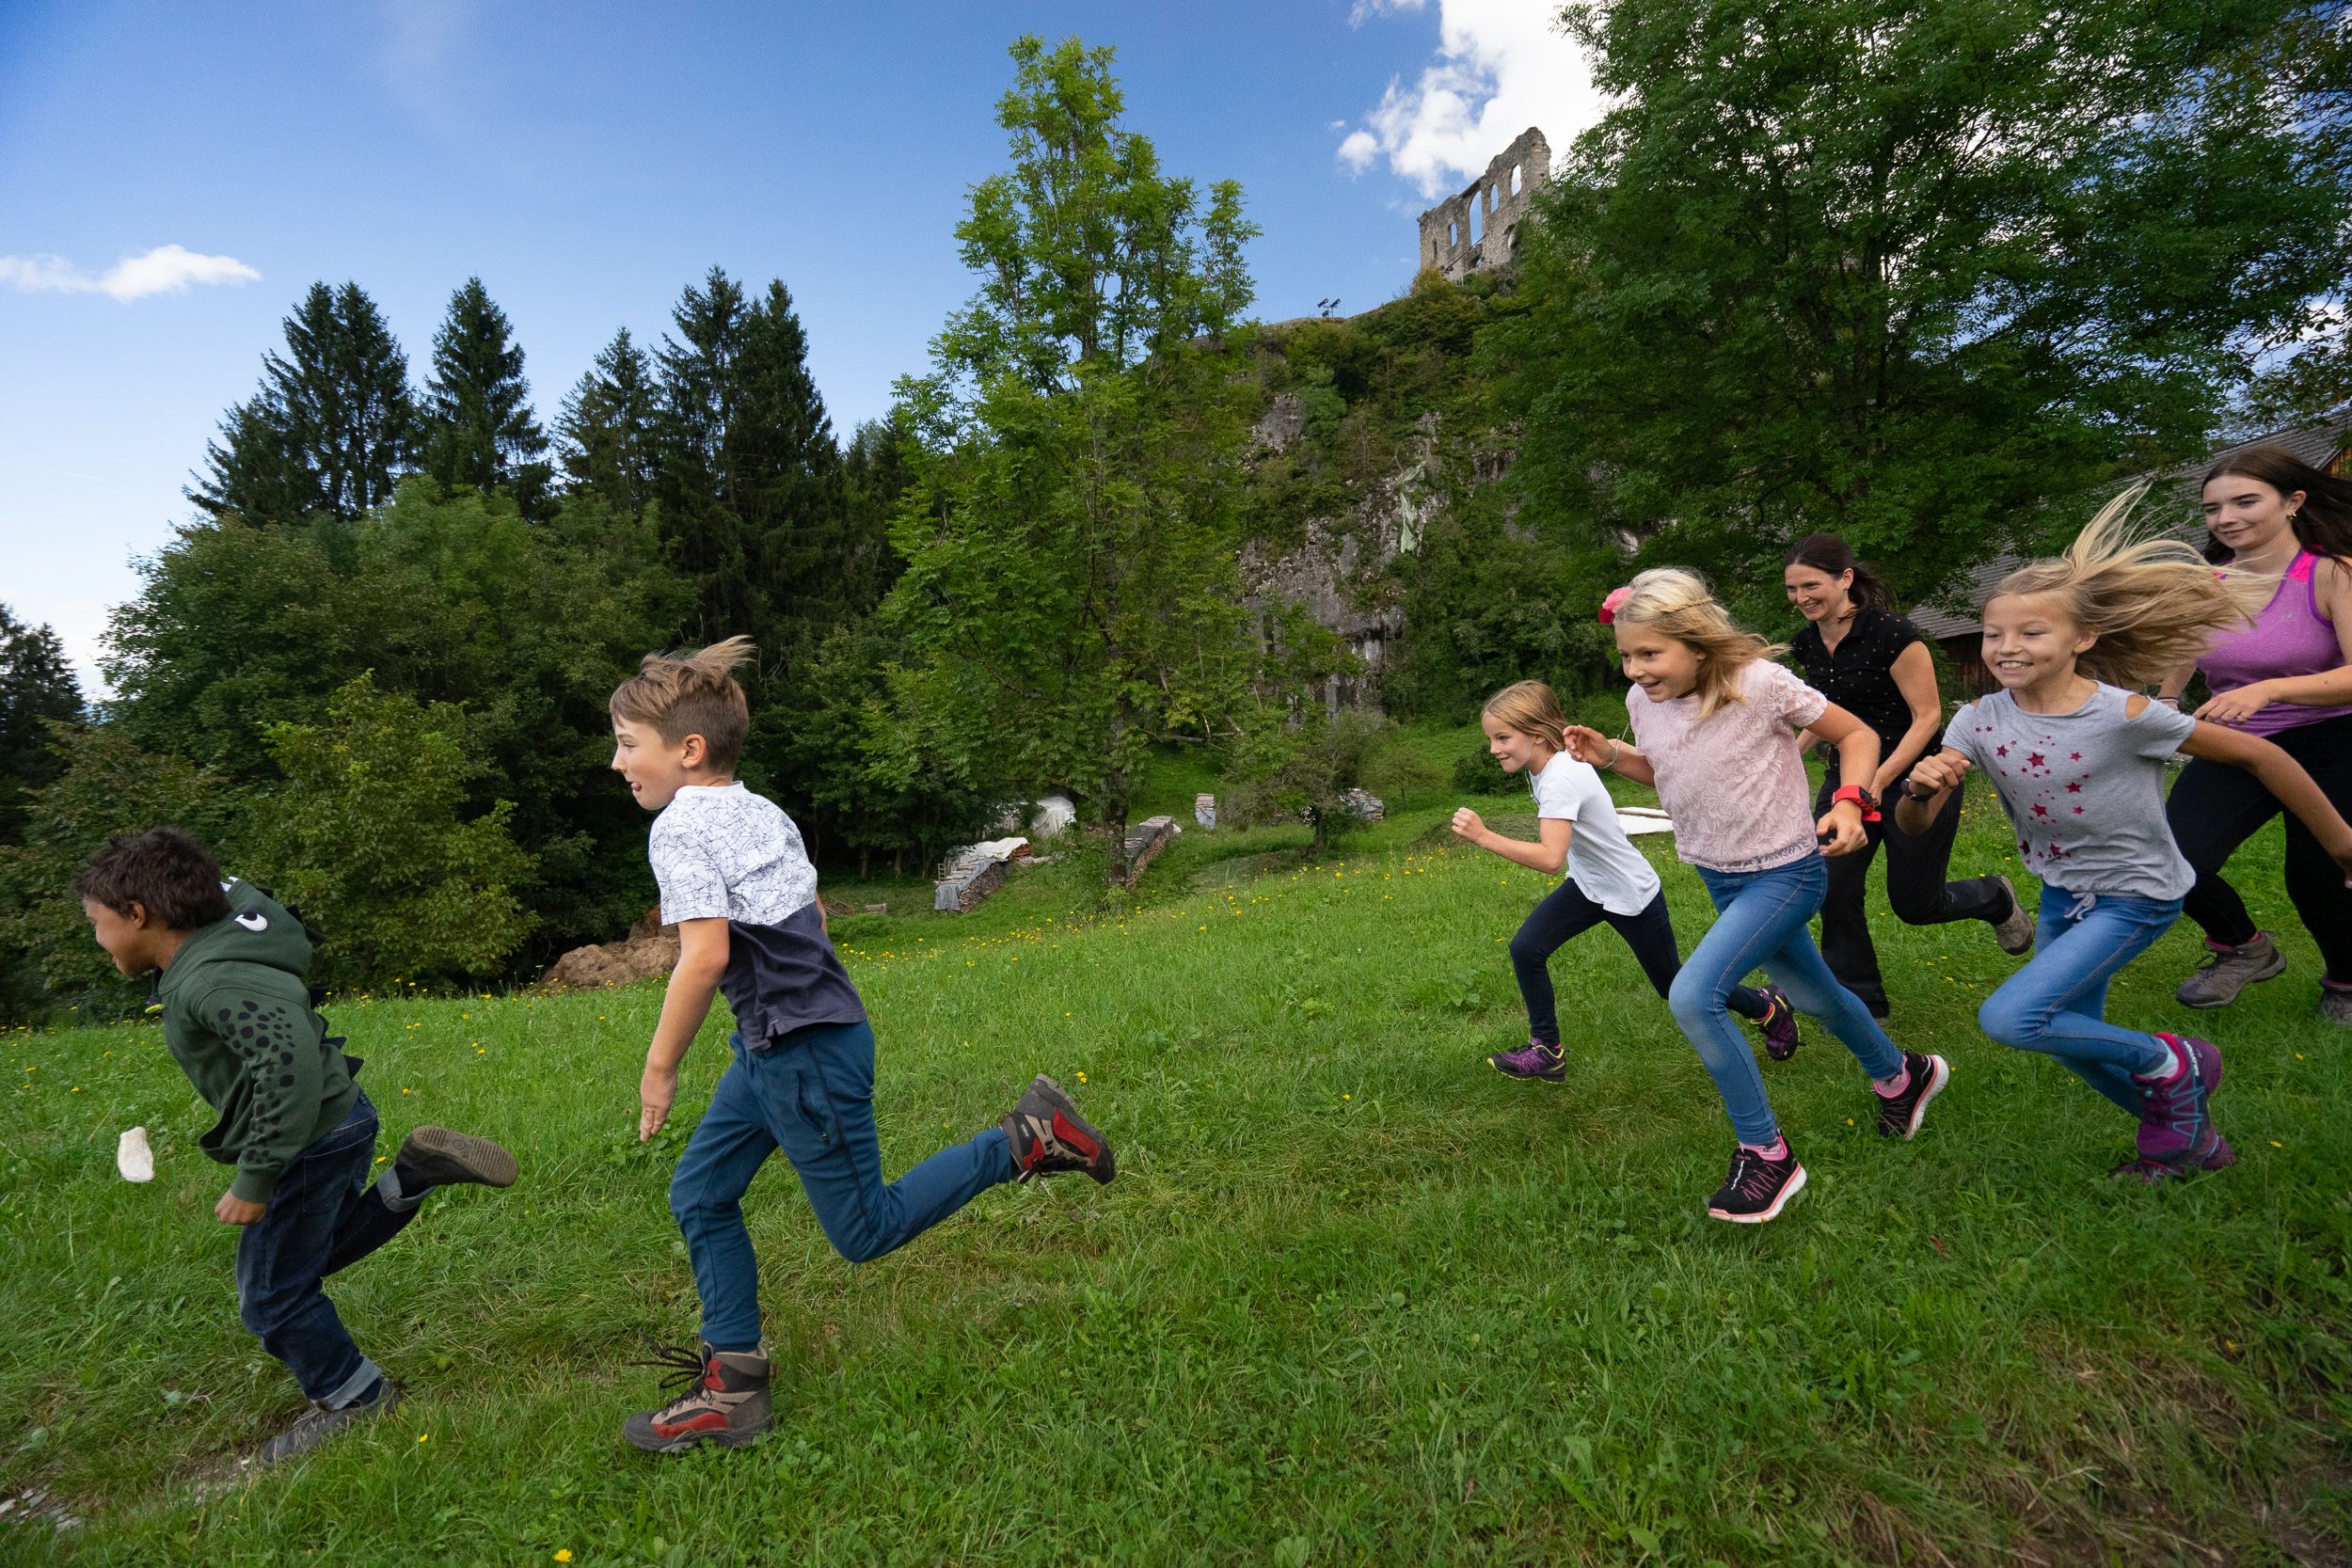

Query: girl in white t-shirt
1454 681 1802 1085
1560 572 1952 1224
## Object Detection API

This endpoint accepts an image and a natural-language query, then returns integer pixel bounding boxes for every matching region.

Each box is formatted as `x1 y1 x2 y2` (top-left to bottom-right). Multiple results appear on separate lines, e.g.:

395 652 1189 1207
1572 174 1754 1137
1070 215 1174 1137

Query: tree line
4 6 2344 1018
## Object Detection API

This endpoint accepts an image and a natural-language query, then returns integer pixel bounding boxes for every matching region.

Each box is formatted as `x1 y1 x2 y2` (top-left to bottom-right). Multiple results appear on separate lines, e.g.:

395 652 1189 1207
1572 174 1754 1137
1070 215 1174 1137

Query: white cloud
1340 0 1604 198
0 245 262 301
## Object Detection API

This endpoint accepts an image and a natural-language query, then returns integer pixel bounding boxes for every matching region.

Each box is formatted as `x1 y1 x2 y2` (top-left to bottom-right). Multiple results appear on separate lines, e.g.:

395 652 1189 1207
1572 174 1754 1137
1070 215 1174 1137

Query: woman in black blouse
1784 534 2035 1018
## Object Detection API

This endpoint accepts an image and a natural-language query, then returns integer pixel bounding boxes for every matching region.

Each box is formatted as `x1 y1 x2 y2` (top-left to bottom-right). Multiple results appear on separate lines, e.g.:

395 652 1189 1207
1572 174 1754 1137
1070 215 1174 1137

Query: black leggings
2166 712 2352 983
1812 775 2011 1017
1512 882 1766 1046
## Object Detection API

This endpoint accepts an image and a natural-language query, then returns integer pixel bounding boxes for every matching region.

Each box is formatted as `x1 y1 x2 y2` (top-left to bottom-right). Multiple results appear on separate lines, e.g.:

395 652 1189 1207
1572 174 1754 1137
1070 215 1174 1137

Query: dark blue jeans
670 1021 1017 1354
1670 856 1905 1146
1977 890 2179 1117
234 1090 412 1407
1510 884 1769 1046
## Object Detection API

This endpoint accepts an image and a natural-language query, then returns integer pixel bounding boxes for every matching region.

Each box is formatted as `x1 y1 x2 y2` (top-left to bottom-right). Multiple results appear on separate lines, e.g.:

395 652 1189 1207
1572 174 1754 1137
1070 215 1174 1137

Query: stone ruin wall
1417 127 1551 283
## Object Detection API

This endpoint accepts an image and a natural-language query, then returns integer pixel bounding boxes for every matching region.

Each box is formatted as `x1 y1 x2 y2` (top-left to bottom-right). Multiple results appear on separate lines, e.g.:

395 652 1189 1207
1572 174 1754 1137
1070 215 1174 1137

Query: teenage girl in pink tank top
2159 445 2352 1025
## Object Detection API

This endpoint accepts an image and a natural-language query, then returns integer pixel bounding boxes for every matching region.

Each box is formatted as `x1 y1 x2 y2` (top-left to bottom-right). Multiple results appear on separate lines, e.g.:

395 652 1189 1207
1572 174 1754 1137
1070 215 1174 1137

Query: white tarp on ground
1616 806 1675 836
992 794 1077 838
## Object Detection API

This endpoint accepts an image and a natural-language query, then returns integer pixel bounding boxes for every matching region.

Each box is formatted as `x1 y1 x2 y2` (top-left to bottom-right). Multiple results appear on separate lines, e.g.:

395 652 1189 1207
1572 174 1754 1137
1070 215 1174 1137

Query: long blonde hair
1482 680 1568 752
610 635 757 768
1613 567 1784 719
1992 483 2270 689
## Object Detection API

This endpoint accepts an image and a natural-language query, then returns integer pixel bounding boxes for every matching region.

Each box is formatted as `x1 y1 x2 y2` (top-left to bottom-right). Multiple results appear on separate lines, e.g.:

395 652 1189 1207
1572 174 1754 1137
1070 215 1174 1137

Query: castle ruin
1417 127 1550 282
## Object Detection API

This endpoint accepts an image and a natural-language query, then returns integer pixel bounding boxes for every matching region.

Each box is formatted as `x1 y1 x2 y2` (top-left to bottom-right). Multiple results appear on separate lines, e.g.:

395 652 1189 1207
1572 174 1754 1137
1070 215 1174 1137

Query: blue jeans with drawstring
1976 889 2178 1117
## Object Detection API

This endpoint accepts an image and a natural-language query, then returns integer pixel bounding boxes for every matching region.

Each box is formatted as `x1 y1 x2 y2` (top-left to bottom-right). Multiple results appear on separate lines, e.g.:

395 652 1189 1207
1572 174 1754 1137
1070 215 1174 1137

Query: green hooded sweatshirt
155 879 357 1202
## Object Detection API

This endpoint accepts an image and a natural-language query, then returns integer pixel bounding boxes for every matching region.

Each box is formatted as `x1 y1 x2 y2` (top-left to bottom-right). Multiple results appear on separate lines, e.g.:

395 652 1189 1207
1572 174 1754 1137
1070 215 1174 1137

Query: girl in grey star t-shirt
1898 487 2352 1182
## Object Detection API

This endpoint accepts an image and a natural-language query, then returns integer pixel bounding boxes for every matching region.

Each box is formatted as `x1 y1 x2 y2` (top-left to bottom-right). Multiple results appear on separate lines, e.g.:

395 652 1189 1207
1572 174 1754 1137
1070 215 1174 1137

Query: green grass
5 778 2349 1565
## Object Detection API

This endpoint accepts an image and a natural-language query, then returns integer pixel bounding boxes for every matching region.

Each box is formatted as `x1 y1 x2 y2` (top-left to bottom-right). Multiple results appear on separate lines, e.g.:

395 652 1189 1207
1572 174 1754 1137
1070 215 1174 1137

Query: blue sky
0 0 1595 694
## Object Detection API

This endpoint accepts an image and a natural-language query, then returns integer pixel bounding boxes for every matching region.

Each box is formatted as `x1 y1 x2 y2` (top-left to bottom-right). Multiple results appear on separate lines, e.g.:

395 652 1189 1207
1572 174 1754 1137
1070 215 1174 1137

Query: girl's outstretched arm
1799 702 1883 855
2171 705 2352 882
1564 725 1655 786
1452 807 1573 874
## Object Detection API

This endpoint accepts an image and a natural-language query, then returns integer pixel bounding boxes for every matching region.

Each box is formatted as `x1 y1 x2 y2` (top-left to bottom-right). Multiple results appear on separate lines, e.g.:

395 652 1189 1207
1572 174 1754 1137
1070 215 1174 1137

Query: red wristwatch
1830 784 1882 823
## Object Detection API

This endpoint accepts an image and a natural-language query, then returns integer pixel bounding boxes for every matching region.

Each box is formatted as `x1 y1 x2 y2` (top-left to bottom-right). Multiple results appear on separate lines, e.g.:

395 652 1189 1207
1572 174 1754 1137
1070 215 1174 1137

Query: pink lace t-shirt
1627 658 1829 873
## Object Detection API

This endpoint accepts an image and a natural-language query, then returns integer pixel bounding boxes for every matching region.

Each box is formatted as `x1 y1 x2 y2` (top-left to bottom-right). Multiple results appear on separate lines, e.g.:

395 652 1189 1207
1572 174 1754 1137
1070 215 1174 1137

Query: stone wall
1417 128 1551 283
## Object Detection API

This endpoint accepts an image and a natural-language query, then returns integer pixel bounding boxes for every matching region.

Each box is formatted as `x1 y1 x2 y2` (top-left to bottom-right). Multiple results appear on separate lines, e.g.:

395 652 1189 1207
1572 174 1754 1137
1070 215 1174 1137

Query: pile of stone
544 908 679 990
1342 788 1385 821
1120 815 1179 886
933 836 1031 913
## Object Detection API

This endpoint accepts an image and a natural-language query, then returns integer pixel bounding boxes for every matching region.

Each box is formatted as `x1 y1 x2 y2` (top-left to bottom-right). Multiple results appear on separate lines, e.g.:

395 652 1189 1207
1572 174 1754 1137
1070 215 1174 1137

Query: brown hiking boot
2174 932 2285 1009
1001 1075 1115 1183
623 1342 771 1454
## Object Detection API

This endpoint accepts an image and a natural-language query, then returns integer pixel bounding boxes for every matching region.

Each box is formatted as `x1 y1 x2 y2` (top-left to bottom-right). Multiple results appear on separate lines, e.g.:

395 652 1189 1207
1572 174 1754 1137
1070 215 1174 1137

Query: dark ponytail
2202 446 2352 563
1784 532 1891 610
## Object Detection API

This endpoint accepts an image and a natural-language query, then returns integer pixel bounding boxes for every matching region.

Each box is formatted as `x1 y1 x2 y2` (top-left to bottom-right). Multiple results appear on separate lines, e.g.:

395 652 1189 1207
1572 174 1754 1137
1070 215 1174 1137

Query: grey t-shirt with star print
1942 683 2197 901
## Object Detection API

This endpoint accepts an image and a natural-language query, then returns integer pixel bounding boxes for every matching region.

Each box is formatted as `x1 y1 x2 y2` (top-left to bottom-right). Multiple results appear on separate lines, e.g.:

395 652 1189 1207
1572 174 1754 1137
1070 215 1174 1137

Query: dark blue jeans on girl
1511 883 1771 1046
669 1020 1016 1354
1667 854 1904 1147
235 1088 415 1409
1976 890 2179 1117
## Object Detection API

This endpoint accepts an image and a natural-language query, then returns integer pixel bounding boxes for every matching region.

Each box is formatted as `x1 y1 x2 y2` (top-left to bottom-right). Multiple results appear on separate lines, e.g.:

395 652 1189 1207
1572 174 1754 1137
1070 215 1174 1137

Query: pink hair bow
1597 585 1633 625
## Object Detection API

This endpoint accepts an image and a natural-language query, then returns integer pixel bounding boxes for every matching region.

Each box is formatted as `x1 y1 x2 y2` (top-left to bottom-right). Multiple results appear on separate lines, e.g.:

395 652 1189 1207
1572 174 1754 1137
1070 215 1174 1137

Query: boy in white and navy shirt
608 637 1115 1454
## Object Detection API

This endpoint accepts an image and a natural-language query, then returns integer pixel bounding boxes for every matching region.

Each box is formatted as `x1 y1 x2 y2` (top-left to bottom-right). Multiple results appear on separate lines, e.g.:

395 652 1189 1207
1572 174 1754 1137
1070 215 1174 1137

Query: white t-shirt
647 783 819 927
1528 753 1662 916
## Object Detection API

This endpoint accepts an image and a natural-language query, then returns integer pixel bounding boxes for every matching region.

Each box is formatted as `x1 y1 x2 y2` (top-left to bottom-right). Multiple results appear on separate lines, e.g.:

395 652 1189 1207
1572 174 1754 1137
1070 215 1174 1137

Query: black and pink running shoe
1707 1143 1807 1224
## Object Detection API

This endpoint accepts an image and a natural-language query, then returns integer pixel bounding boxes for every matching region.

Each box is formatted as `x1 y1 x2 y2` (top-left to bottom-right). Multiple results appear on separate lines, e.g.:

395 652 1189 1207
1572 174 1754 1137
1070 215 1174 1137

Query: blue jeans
670 1021 1017 1353
1670 856 1904 1146
234 1089 413 1407
1977 890 2179 1117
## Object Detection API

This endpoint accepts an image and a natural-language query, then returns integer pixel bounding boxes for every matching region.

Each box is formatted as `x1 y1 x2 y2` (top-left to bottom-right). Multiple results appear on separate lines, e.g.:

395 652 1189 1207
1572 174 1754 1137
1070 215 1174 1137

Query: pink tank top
2199 552 2352 736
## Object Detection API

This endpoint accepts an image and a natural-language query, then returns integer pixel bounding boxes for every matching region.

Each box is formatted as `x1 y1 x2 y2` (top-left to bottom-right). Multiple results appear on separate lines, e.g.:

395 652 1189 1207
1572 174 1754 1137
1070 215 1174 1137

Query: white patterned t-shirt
645 783 865 1044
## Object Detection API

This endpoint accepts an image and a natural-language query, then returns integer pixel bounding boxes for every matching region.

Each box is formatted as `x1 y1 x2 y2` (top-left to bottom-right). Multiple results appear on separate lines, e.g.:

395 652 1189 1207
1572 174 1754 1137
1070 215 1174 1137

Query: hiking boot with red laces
623 1342 772 1454
1001 1074 1116 1184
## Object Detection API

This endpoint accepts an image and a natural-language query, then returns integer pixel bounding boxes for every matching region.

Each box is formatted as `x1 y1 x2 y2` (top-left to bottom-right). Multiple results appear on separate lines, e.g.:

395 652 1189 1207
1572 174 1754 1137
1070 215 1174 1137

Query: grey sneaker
256 1377 400 1466
394 1126 518 1188
2322 985 2352 1027
1988 876 2036 957
2174 932 2285 1008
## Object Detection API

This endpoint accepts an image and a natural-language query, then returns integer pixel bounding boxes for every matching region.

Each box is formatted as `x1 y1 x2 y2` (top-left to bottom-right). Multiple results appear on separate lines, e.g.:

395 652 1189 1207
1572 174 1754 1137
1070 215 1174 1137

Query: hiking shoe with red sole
1002 1075 1115 1183
624 1342 772 1454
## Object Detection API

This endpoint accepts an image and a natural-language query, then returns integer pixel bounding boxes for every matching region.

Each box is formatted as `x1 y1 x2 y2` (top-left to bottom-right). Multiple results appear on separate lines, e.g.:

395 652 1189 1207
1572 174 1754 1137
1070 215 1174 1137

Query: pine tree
418 277 549 511
731 280 845 636
655 268 755 640
189 281 416 525
0 605 84 843
554 327 661 515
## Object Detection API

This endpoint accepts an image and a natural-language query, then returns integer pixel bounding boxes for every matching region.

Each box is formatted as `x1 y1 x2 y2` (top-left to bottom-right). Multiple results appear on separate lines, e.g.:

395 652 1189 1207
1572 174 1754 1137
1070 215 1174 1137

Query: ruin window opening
1511 164 1522 196
1448 219 1458 248
1468 198 1483 245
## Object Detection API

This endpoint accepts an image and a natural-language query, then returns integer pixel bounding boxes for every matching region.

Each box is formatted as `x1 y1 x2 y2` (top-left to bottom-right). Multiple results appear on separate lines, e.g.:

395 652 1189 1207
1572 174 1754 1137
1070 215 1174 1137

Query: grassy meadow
4 731 2349 1565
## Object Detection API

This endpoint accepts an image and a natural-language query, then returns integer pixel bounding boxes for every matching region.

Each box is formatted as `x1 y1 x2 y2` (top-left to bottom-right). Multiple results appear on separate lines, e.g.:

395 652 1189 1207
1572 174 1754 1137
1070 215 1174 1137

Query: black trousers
1511 882 1766 1045
1811 776 2010 1018
2166 712 2352 983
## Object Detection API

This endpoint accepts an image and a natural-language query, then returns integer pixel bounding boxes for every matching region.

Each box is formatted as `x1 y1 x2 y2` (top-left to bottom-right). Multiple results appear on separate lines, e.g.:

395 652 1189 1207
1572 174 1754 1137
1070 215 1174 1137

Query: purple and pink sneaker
1488 1039 1566 1083
1750 984 1801 1061
2114 1034 2233 1182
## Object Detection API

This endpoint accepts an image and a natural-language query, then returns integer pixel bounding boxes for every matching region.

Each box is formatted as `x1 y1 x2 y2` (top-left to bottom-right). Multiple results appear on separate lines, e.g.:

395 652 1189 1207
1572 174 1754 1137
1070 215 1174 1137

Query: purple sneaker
2125 1033 2231 1175
1488 1039 1566 1083
1750 984 1801 1061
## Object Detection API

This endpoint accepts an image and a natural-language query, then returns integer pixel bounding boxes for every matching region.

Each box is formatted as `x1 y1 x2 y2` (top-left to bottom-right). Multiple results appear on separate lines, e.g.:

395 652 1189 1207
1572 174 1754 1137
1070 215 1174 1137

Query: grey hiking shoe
394 1126 518 1188
2322 985 2352 1027
1988 876 2036 957
624 1342 772 1454
2174 932 2285 1008
1001 1075 1115 1183
256 1376 400 1466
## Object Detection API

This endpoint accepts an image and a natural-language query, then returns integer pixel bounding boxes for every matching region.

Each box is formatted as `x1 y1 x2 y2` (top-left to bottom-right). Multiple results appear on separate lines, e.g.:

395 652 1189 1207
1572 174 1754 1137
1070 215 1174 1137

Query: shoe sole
623 1417 769 1455
1708 1163 1806 1224
1990 876 2036 956
1881 1054 1951 1141
397 1126 518 1188
1487 1056 1565 1083
1028 1076 1116 1183
2175 948 2287 1008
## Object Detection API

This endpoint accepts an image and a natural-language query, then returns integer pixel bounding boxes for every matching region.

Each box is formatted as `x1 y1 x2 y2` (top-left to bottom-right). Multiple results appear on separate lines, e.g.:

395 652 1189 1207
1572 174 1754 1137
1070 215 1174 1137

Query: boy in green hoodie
75 828 520 1465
